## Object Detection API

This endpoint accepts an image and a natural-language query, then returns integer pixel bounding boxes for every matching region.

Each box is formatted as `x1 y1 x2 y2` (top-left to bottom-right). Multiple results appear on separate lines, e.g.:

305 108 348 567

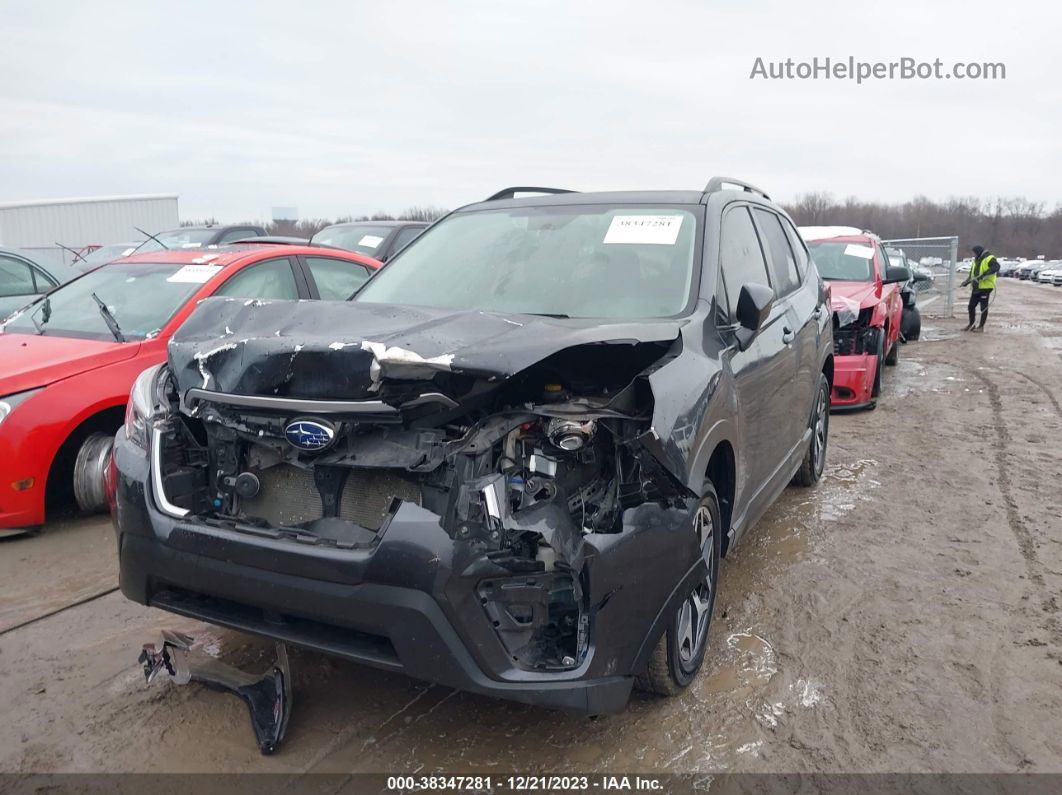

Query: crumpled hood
0 332 140 395
167 298 684 402
828 281 881 311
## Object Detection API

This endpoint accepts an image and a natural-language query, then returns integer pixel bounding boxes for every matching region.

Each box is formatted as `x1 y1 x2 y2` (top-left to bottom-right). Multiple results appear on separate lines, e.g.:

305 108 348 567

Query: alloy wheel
812 387 828 475
677 505 715 669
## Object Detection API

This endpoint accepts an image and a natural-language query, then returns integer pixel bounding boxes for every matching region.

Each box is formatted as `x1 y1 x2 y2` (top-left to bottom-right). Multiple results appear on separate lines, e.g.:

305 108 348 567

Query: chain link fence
882 236 959 318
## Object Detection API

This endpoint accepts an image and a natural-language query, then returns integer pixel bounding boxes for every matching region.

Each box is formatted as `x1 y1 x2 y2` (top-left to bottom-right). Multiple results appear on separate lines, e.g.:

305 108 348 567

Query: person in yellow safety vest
961 245 999 331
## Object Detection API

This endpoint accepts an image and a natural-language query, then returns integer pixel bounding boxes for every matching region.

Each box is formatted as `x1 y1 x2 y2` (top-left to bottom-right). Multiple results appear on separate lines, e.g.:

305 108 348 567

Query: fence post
947 237 959 318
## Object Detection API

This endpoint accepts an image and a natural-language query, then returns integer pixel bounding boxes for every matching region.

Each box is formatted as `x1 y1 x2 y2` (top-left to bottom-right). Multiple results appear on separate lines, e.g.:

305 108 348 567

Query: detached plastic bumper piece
139 630 293 754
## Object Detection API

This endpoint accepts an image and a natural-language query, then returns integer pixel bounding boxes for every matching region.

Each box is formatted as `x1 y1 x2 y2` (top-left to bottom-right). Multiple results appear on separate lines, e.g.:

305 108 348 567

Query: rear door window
717 206 772 323
779 217 809 280
304 256 371 300
753 209 800 296
0 255 37 296
213 258 299 299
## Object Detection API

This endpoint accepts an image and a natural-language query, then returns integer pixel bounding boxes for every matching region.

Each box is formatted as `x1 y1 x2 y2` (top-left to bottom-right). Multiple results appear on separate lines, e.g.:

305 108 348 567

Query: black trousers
968 289 992 327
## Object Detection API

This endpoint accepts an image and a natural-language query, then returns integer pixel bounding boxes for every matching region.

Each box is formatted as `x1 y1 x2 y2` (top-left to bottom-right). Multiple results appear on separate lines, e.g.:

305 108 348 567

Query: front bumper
112 430 701 714
830 353 877 409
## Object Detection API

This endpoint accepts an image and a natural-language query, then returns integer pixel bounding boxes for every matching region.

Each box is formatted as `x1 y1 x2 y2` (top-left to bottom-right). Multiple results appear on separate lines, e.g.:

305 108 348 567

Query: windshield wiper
523 312 571 319
91 292 126 342
30 297 51 335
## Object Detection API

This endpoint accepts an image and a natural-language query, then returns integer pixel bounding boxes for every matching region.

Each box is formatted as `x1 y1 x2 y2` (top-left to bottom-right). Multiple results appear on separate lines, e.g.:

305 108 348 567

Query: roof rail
484 186 576 202
703 176 771 200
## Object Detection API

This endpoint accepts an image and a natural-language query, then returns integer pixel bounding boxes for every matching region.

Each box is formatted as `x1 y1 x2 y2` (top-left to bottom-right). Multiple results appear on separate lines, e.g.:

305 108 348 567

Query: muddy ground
1 280 1060 775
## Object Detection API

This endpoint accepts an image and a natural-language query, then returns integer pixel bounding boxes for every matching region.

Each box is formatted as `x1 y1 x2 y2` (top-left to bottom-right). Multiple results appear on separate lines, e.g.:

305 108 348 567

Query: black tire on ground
884 330 899 366
871 329 885 397
636 484 722 697
792 374 830 487
901 305 921 341
72 432 114 514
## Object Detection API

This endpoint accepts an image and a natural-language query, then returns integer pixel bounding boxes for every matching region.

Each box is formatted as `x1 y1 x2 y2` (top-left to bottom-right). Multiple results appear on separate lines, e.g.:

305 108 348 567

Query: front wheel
792 374 830 487
636 486 721 696
73 432 114 514
871 329 885 397
884 330 899 366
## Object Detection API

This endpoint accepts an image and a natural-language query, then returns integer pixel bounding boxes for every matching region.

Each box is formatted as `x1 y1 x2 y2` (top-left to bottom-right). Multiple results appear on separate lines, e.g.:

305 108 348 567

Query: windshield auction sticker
166 264 224 283
358 234 384 248
603 214 684 245
844 243 875 259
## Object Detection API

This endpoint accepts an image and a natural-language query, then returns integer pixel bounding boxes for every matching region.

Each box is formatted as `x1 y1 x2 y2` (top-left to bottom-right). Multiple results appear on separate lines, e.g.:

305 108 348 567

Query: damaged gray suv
113 179 833 714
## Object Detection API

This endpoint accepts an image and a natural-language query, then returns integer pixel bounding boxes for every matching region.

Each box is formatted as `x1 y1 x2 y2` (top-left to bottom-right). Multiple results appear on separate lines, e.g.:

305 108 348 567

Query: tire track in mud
0 586 119 636
970 370 1044 587
970 369 1060 644
1010 370 1062 420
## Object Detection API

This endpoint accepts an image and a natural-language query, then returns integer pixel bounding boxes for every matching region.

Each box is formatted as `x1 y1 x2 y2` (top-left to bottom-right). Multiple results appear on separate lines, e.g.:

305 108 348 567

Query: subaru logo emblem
284 418 336 451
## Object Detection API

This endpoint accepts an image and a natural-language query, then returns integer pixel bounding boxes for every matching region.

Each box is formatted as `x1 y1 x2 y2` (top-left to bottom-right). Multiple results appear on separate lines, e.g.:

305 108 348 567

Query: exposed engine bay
832 307 878 356
153 308 696 672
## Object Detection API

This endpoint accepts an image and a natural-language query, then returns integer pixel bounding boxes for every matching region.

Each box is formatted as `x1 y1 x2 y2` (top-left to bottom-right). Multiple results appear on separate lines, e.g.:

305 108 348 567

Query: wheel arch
46 405 125 511
704 440 736 558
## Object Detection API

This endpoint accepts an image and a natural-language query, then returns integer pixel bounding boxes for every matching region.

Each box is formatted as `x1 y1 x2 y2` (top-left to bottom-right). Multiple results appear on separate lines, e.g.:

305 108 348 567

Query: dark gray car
310 220 427 261
113 179 834 714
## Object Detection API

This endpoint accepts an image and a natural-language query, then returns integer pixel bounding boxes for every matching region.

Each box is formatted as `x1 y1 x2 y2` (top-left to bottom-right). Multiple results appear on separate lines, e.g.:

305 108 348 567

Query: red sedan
0 244 381 536
800 227 908 410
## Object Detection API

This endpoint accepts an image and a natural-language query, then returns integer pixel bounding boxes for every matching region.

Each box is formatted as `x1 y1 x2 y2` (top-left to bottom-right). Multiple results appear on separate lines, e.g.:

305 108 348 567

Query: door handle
812 307 824 320
782 327 795 344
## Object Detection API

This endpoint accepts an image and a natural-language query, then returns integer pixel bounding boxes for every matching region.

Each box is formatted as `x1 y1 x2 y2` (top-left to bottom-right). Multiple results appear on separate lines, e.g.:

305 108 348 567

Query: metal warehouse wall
0 195 179 263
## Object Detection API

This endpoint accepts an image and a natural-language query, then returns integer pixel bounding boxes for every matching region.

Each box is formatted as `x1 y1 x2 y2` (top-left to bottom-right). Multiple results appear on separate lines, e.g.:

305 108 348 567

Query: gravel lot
2 280 1060 774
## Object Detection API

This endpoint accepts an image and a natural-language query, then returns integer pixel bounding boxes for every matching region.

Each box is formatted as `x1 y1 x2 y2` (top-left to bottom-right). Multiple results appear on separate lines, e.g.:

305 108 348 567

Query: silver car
0 248 81 320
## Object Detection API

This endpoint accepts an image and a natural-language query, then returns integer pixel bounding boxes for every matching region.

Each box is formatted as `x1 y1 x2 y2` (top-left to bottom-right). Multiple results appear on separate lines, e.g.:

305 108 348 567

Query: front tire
636 486 721 696
792 374 830 487
884 330 899 366
73 432 114 514
871 329 885 397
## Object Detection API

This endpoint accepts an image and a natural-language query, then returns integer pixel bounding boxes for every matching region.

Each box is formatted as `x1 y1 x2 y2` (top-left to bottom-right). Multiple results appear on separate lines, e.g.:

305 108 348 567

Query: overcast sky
2 0 1059 221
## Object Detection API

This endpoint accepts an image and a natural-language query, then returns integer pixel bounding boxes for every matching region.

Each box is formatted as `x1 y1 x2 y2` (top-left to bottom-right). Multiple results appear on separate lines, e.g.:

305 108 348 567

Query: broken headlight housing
124 364 169 448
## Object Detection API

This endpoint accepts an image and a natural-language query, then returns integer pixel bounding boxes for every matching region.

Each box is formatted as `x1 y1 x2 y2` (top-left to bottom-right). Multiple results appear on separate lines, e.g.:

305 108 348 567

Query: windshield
356 206 698 318
134 229 216 254
807 240 875 282
79 243 140 266
1 261 216 341
311 224 393 257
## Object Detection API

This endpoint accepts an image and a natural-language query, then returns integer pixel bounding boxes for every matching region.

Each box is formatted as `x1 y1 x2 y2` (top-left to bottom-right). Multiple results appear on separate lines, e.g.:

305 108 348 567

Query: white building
0 194 179 264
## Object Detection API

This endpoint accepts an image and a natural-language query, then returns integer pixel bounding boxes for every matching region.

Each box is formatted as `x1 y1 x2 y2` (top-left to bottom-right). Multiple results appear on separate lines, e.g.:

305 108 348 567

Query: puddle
793 459 880 523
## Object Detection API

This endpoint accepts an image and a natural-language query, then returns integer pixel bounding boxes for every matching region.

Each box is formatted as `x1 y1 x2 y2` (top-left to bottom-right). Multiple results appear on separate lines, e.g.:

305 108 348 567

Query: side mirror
883 266 912 284
912 271 930 283
733 283 774 350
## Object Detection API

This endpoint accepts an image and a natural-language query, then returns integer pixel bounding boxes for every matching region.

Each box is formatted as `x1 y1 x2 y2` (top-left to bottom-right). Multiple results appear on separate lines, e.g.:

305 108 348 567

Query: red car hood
828 280 882 312
0 333 141 395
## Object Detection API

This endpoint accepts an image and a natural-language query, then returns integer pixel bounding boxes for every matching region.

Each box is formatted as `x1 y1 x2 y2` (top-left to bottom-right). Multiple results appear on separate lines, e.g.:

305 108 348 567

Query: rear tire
792 375 829 487
636 485 721 697
902 306 921 341
73 432 114 514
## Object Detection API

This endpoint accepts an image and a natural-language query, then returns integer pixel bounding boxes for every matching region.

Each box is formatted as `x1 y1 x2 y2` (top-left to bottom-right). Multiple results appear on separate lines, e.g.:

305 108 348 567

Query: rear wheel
636 485 721 696
72 432 114 514
901 305 921 341
792 375 829 487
